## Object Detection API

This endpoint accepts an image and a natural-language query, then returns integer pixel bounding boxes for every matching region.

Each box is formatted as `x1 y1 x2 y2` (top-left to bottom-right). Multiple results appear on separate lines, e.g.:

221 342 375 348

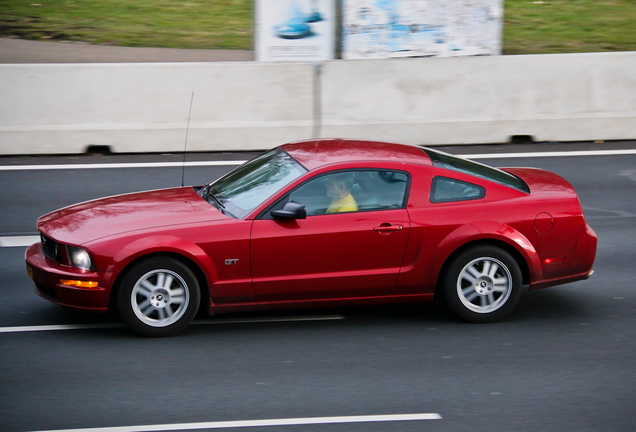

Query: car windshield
204 148 307 219
421 147 530 194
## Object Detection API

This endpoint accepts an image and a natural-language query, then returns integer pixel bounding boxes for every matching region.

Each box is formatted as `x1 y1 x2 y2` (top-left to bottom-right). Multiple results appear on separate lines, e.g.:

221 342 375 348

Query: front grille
41 234 63 264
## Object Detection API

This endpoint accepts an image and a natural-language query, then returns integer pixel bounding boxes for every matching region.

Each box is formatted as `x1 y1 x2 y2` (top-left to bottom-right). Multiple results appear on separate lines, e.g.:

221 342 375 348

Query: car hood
38 187 225 245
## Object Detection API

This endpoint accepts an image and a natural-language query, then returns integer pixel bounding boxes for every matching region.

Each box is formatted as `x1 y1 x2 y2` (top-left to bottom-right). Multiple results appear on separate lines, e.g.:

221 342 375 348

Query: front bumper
25 243 110 313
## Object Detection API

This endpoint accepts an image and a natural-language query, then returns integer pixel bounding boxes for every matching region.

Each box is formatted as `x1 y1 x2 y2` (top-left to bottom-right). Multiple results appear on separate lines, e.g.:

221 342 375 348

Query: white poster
342 0 503 59
255 0 336 61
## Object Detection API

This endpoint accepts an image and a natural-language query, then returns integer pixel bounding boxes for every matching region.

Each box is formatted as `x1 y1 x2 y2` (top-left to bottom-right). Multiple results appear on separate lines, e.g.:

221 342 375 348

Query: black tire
442 245 522 323
118 257 200 337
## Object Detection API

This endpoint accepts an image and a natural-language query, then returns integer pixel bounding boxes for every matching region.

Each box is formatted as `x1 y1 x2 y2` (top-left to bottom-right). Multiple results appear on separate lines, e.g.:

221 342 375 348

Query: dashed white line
0 235 40 247
193 315 345 325
0 160 246 171
28 413 442 432
0 323 125 333
463 149 636 159
1 149 635 171
0 316 345 334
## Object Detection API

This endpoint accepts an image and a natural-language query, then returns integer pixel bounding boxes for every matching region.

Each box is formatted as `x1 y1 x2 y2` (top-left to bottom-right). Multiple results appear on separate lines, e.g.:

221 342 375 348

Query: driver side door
250 169 411 302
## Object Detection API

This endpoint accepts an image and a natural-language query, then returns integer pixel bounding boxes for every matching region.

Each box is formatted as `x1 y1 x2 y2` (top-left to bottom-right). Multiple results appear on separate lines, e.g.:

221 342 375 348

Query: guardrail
1 51 635 155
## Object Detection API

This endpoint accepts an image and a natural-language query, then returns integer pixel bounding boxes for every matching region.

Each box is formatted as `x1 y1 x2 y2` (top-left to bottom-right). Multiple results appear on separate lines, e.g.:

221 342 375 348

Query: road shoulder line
0 316 346 334
2 148 636 170
29 413 442 432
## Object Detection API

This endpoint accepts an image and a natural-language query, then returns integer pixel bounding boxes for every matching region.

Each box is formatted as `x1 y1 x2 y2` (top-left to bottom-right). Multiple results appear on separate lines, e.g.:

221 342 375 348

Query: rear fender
432 221 542 287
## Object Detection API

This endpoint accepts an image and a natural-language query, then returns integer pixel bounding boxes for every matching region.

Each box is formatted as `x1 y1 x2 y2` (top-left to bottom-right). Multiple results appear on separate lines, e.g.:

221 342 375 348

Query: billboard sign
342 0 503 59
255 0 336 61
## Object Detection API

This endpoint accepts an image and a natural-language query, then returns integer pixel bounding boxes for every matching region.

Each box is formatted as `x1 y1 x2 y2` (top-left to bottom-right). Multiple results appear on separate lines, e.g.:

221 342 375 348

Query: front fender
90 234 218 289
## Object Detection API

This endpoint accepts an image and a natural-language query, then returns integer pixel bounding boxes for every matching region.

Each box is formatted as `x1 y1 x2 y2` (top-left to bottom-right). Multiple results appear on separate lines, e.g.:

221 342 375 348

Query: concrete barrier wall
0 62 315 154
321 51 636 145
1 51 635 154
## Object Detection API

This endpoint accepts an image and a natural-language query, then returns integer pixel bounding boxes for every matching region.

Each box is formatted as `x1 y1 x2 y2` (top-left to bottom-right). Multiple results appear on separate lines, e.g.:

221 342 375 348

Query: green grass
0 0 253 49
1 0 635 54
504 0 636 54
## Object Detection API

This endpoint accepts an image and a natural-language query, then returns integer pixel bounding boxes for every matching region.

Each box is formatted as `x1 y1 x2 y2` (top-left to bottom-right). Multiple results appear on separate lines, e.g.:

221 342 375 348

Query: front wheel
442 246 522 323
118 257 200 337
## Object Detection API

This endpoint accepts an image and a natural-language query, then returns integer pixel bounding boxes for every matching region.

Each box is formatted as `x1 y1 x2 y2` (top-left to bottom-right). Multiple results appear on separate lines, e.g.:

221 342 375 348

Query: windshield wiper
209 192 225 210
200 184 239 218
200 184 225 210
199 184 225 209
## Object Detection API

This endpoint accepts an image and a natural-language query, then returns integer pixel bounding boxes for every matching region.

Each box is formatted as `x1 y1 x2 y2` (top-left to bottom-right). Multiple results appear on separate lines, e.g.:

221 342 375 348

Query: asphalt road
1 143 635 432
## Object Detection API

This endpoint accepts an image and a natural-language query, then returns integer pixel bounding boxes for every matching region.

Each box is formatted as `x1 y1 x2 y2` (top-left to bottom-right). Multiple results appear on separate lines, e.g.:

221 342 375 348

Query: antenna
181 92 194 187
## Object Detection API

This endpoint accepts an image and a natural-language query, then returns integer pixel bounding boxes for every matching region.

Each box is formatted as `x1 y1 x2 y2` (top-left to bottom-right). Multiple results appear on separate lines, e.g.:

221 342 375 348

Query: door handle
373 224 403 232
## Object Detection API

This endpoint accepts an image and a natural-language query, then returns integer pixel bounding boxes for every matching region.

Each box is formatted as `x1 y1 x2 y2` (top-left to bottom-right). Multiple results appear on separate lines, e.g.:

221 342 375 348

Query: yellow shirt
326 194 358 213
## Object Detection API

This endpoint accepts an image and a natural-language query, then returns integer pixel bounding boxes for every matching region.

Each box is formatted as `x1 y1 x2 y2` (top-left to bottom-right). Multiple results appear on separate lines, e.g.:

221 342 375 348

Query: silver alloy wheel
130 269 190 327
456 256 513 314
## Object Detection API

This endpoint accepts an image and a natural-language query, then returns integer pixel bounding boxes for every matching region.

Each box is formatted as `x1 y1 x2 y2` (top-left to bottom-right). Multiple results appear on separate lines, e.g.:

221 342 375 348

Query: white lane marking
0 160 246 171
193 315 345 325
0 235 40 247
29 413 442 432
0 316 345 334
1 149 635 171
0 323 125 333
619 170 636 183
463 149 636 159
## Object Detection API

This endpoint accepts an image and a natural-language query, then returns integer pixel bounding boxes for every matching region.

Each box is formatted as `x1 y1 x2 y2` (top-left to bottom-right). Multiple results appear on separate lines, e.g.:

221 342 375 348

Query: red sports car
25 139 597 336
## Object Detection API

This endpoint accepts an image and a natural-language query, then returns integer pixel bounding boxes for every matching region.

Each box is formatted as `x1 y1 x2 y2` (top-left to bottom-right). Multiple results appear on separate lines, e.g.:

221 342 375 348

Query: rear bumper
530 224 597 291
25 243 110 313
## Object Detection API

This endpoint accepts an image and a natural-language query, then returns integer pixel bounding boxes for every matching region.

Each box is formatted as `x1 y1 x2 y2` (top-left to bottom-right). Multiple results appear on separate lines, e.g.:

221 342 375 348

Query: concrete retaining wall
321 52 636 145
1 51 635 155
0 62 315 154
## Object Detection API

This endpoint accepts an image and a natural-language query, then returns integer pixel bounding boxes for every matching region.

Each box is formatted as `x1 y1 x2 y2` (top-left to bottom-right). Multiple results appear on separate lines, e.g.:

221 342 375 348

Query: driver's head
325 173 354 200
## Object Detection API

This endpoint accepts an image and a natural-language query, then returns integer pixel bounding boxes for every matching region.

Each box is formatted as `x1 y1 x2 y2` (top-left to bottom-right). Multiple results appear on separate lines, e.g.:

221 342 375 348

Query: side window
430 176 485 203
287 170 409 216
354 171 409 211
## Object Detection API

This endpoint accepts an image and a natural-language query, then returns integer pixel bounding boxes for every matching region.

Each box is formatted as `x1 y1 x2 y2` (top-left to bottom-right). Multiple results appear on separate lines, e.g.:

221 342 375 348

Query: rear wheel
118 257 200 337
443 245 522 323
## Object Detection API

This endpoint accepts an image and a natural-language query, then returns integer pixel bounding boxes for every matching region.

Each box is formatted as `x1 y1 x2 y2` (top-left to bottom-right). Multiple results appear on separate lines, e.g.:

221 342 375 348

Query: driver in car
325 174 358 213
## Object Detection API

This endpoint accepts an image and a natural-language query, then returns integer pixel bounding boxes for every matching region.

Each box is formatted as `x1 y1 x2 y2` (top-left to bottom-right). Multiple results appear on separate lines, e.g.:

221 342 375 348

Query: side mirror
271 201 306 220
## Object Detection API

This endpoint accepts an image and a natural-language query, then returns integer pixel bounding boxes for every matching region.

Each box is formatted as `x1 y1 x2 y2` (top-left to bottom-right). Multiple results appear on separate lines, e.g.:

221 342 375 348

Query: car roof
280 139 433 171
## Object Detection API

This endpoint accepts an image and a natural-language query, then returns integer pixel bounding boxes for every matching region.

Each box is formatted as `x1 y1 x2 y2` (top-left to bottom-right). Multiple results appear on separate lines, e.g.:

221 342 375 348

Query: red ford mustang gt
25 139 597 336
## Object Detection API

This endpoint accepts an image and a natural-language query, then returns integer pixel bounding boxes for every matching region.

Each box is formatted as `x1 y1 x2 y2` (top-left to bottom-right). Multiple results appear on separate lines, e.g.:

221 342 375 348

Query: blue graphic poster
342 0 503 59
256 0 336 61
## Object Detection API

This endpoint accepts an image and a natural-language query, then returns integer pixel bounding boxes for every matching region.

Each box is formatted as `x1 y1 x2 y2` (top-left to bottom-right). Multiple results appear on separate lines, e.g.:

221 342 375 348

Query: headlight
66 246 94 271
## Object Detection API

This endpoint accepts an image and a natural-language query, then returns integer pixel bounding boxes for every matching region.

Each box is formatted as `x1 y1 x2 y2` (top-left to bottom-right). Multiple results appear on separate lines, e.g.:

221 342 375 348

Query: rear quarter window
430 176 485 203
422 147 530 194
